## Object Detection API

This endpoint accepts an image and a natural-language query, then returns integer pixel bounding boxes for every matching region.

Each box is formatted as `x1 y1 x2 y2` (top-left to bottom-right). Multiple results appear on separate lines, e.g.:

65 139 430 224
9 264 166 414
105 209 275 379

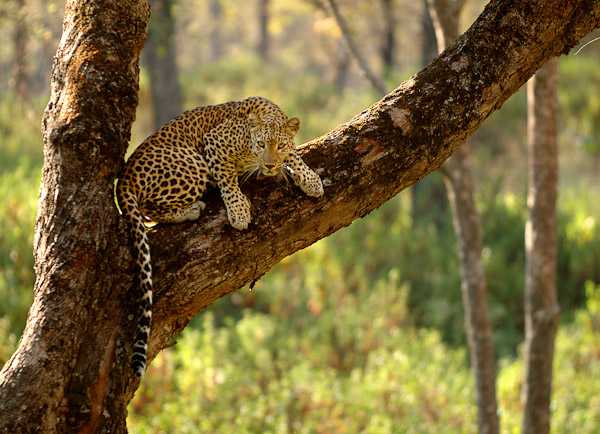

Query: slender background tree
426 1 500 432
521 58 560 434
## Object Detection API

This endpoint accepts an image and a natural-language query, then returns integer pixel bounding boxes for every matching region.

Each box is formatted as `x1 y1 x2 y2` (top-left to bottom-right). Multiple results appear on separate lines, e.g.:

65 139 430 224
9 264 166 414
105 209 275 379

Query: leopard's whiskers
240 160 261 183
280 167 292 185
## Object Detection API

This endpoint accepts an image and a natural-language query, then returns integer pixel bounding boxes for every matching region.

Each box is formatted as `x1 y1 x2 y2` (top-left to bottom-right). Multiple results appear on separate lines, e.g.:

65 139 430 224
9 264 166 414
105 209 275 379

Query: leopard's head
248 114 300 177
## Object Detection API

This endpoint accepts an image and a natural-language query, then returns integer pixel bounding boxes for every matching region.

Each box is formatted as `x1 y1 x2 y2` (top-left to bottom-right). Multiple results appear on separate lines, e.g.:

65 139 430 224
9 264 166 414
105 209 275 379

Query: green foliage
0 97 42 365
0 94 45 172
130 270 478 433
498 282 600 433
129 281 600 433
0 164 38 332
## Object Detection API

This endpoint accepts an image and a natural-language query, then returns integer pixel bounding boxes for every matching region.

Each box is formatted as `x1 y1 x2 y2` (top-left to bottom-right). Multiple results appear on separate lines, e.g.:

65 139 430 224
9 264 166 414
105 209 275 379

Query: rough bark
428 1 500 432
521 58 560 434
143 0 183 129
379 0 396 77
257 0 271 61
0 0 149 433
0 1 598 433
326 0 388 95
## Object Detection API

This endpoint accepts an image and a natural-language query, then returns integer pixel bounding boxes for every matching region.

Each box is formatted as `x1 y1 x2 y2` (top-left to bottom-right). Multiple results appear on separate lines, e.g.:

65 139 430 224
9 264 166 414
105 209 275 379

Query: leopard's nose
265 163 276 170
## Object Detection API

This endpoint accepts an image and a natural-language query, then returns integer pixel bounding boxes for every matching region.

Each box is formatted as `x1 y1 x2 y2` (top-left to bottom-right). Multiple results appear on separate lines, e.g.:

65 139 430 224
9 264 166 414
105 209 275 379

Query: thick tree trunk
379 0 396 78
521 58 560 434
257 0 271 61
427 1 499 433
0 1 149 433
143 0 183 129
0 1 597 432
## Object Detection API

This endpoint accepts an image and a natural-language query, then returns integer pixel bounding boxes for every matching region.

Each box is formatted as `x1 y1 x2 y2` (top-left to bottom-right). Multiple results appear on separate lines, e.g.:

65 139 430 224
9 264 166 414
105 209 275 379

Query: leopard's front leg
214 163 252 230
204 120 253 230
284 151 324 198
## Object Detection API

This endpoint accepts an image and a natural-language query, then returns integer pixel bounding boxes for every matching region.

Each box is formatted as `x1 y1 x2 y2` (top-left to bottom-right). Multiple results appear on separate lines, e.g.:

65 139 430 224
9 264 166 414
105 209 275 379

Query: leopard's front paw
226 196 252 230
301 173 324 198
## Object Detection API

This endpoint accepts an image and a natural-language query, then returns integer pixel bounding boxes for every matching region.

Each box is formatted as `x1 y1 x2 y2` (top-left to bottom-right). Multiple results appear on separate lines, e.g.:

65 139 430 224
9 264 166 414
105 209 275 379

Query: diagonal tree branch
148 0 600 375
0 0 599 432
142 1 600 378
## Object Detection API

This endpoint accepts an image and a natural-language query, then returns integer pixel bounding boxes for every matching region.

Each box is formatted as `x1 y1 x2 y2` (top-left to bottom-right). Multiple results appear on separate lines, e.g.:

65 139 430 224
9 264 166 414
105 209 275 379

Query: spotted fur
116 96 323 377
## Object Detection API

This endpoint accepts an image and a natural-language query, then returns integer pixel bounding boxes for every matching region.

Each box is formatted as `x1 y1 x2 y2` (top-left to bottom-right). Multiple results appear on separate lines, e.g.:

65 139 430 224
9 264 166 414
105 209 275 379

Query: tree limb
0 0 599 432
148 3 600 370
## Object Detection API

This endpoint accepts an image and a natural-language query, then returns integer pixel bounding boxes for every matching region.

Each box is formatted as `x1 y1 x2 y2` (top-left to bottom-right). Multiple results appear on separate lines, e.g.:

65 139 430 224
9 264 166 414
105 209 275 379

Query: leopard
116 96 324 377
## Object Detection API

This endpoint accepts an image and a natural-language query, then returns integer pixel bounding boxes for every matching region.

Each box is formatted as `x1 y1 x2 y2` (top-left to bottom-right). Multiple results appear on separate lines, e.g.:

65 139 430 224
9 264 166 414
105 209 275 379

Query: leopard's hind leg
154 200 206 223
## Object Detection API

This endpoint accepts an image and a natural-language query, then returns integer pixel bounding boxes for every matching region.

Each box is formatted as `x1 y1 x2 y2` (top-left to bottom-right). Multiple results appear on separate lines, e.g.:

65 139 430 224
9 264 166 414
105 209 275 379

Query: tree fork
0 0 599 432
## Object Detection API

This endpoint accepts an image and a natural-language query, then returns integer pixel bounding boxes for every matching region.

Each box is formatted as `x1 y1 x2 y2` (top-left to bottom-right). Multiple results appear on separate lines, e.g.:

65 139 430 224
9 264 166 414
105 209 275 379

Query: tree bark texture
257 0 271 61
521 58 560 434
427 1 500 433
0 1 598 432
143 0 183 129
0 0 149 433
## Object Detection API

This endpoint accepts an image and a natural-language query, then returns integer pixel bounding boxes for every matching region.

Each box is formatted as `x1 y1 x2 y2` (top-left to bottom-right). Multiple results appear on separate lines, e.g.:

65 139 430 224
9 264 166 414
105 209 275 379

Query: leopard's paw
301 173 324 198
227 197 252 230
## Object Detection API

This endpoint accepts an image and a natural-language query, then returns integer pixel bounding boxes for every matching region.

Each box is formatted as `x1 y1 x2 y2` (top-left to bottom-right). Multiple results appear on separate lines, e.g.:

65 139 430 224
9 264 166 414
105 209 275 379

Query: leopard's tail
117 183 153 377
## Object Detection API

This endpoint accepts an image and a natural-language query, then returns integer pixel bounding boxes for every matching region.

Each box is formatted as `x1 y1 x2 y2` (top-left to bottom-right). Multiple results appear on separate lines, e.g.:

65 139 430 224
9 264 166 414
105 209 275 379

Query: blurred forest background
1 0 599 432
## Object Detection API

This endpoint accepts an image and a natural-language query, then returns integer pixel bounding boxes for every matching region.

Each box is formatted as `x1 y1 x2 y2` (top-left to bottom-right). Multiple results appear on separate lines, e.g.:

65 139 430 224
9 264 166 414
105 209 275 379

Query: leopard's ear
286 117 300 135
247 113 262 129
